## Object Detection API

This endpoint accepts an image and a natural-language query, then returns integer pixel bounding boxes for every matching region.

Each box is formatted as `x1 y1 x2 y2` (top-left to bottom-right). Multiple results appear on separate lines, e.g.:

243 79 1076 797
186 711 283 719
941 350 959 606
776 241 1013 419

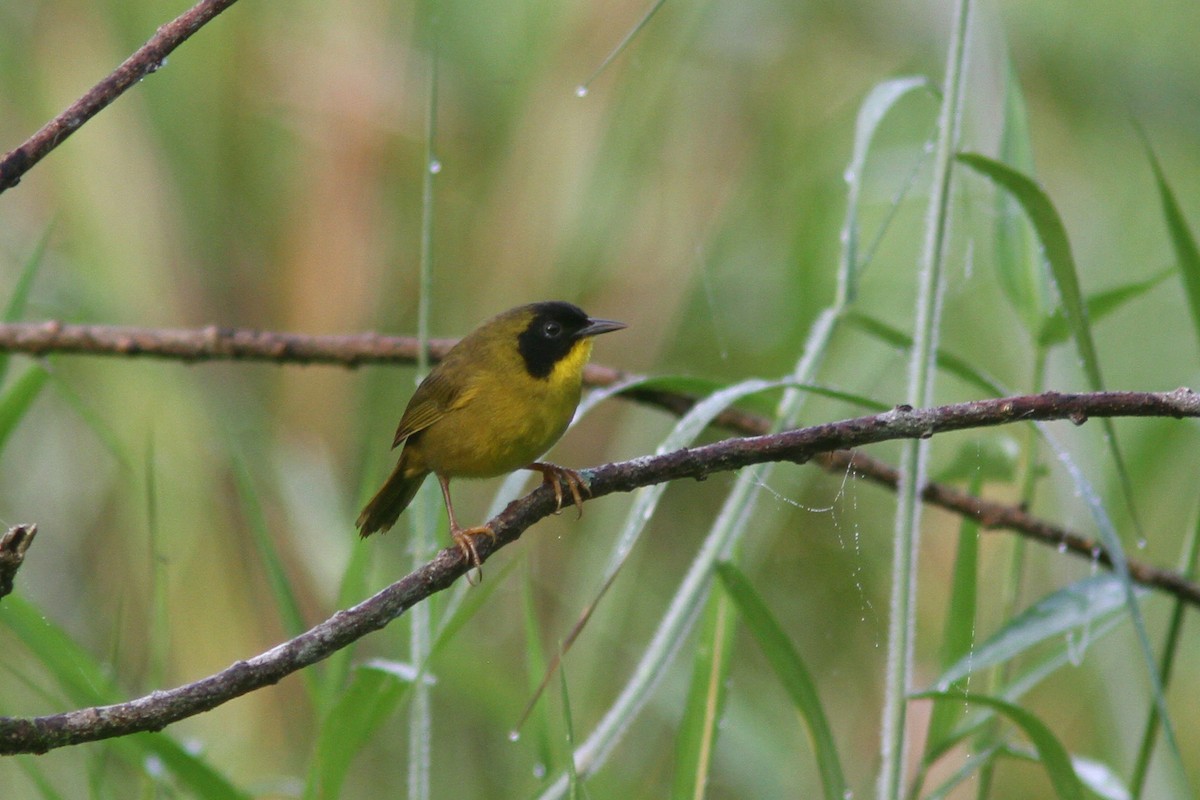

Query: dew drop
1136 537 1148 550
429 159 442 174
532 762 546 779
508 730 520 743
1057 541 1068 554
574 85 589 98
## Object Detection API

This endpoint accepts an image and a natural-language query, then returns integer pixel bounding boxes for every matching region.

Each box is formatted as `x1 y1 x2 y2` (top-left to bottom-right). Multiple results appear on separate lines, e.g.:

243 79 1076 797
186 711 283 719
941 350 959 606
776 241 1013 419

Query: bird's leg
525 462 590 519
437 474 494 584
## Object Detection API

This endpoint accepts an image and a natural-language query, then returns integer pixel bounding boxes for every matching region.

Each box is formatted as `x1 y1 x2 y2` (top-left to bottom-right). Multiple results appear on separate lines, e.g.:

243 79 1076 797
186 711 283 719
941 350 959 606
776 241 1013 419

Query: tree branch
1 390 1197 754
1 321 1197 602
0 525 36 600
0 0 241 194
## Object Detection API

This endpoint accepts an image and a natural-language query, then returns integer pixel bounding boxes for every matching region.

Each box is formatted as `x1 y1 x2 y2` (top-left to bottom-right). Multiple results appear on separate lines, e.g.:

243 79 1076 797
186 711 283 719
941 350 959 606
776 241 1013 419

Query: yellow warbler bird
356 301 625 569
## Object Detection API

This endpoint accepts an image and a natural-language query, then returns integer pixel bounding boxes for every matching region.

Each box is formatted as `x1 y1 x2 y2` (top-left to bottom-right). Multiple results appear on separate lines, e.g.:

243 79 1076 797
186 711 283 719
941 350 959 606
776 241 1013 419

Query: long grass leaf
933 573 1143 689
1141 134 1200 353
44 368 133 473
844 311 1005 396
306 665 410 800
1037 426 1190 792
993 59 1049 332
229 451 317 700
920 471 982 769
839 76 934 304
1130 504 1200 798
1037 269 1173 347
521 564 555 776
1073 755 1133 800
957 151 1143 544
881 1 971 795
0 596 248 799
559 658 582 800
0 363 49 455
670 581 737 800
716 563 846 800
0 225 51 386
916 691 1085 800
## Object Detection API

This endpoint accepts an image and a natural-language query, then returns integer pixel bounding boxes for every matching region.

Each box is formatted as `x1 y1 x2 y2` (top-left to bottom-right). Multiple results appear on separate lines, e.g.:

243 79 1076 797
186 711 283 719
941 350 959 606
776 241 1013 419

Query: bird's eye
543 321 563 338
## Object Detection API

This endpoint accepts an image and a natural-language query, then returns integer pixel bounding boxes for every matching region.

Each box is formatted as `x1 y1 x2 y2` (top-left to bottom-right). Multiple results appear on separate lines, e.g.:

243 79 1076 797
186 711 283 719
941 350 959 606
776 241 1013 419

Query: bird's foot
526 462 590 519
451 524 495 585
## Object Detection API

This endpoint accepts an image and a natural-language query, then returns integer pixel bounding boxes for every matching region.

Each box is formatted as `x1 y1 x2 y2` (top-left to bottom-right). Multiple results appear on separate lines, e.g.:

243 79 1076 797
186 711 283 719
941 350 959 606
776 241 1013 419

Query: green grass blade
316 533 373 716
134 733 251 800
922 742 1004 800
932 573 1144 689
229 452 314 680
882 0 970 788
0 595 248 799
45 367 134 473
559 658 581 800
523 377 796 771
1073 755 1133 800
957 153 1099 384
0 594 113 702
1141 135 1200 353
716 563 846 800
839 76 934 304
1130 505 1200 798
920 471 982 769
845 311 1006 396
993 59 1050 333
1037 269 1173 347
957 151 1143 545
576 0 667 96
931 612 1128 760
521 564 555 775
0 225 51 386
1038 425 1190 792
670 581 737 800
600 377 800 576
916 691 1085 800
0 363 49 455
306 664 411 800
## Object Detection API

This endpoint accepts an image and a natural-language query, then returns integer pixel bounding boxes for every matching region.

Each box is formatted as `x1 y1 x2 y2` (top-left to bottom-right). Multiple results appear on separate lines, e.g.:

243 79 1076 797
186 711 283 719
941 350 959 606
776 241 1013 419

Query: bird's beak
579 317 627 337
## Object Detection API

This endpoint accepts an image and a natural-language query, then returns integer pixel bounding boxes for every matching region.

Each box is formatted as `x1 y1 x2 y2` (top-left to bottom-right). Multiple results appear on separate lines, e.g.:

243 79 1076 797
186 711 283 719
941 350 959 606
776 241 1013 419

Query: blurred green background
1 0 1199 797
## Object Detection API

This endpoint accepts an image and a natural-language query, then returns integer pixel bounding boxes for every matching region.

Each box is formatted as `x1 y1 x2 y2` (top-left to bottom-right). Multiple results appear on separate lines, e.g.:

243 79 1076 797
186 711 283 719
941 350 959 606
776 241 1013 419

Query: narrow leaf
959 151 1143 550
934 574 1144 689
1037 269 1172 347
0 364 49 455
716 563 846 800
916 691 1085 800
671 583 737 800
1142 135 1200 355
0 226 51 386
839 76 935 303
993 60 1050 331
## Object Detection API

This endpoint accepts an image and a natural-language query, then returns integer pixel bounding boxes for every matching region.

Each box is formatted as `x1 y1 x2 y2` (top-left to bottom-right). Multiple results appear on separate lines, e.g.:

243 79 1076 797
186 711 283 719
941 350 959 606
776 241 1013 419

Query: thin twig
1 390 1198 754
0 0 241 193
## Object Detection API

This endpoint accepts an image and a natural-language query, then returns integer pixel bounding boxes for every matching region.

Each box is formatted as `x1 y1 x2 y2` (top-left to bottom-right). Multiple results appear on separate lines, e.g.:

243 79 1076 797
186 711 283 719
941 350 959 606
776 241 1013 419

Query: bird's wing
391 369 479 448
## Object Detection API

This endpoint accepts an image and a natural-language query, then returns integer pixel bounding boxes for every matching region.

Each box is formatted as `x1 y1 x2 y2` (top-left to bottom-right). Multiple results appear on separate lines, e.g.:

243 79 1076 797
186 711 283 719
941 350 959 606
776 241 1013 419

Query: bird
356 301 626 574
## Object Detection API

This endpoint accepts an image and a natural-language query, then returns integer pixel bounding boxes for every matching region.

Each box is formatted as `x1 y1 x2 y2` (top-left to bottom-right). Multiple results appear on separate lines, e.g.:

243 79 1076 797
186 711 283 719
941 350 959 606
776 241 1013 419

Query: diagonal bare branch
1 390 1198 755
0 0 241 194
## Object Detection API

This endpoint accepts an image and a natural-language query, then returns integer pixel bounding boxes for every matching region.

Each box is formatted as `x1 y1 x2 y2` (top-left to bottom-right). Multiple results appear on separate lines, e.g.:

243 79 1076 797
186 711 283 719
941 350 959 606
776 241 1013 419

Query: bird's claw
451 524 495 585
529 462 590 519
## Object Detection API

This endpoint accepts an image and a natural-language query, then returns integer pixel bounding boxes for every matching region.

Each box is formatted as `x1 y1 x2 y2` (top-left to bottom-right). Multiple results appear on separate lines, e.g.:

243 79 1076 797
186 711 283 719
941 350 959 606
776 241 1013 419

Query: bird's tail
356 458 429 537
